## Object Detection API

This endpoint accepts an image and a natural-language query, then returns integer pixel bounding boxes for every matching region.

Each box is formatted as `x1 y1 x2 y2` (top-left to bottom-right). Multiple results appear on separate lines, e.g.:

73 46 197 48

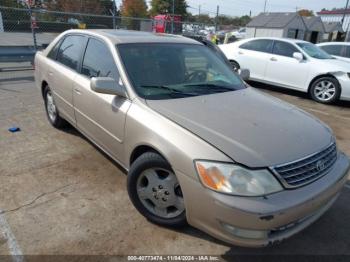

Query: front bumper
176 152 350 247
336 75 350 101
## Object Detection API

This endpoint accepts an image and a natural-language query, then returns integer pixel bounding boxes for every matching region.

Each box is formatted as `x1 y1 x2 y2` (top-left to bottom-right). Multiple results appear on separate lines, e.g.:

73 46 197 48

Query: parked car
220 37 350 104
34 30 349 247
231 27 247 39
317 42 350 63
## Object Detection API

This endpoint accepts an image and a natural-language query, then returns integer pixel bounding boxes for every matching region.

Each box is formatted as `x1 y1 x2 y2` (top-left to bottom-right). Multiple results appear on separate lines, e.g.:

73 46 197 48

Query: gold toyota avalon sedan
34 30 349 247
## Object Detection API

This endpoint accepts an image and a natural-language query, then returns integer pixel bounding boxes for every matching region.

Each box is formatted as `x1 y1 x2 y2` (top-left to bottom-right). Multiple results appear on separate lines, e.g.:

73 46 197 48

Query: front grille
272 143 337 188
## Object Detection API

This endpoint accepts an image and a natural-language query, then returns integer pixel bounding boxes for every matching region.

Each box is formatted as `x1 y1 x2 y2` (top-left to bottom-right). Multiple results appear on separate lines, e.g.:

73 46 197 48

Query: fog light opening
220 221 268 240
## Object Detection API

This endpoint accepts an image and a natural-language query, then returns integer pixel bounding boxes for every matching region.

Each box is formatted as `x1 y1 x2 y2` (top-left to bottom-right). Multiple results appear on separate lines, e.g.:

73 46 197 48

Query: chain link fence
0 5 217 80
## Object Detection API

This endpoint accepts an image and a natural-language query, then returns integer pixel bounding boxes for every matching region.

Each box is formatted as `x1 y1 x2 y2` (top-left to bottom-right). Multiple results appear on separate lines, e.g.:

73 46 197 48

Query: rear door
47 35 87 125
264 40 310 90
73 37 131 160
236 39 273 80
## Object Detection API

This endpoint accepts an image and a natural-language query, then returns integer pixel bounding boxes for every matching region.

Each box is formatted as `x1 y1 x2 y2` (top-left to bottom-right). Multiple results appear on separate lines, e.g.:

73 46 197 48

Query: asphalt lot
0 70 350 259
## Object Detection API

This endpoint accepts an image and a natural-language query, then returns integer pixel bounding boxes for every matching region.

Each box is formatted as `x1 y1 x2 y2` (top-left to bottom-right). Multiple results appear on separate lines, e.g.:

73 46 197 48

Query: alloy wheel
314 80 336 102
136 168 185 218
46 90 57 122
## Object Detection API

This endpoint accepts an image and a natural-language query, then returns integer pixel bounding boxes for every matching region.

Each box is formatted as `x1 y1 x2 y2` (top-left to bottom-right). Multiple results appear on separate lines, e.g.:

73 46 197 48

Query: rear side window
56 35 86 71
272 41 299 58
81 38 119 80
239 39 273 53
320 45 344 57
47 38 63 60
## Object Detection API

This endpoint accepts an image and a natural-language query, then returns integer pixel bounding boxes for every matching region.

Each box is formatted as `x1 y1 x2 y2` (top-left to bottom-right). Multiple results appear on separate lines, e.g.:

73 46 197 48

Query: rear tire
43 86 67 129
127 152 187 228
309 77 340 104
229 60 240 72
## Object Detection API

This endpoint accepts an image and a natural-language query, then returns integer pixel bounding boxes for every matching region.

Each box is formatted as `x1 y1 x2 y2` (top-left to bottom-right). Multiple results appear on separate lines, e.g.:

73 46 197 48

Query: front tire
127 152 187 227
309 77 340 104
43 86 67 128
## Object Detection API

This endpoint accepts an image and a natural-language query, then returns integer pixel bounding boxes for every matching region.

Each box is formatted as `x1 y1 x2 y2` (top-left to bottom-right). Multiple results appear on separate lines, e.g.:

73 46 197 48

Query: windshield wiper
184 83 235 91
140 85 198 96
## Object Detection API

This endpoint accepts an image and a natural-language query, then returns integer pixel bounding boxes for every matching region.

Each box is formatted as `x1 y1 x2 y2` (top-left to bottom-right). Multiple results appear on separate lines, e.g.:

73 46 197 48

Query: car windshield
117 43 245 100
297 42 334 59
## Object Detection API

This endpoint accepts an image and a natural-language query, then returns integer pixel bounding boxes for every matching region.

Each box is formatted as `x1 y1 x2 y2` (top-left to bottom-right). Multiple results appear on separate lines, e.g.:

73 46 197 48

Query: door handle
238 51 244 55
48 71 53 76
74 88 81 95
270 57 277 61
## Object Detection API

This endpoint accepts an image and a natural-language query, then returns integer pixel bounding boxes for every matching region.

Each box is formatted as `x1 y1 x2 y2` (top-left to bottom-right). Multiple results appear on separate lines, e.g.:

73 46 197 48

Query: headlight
195 161 282 196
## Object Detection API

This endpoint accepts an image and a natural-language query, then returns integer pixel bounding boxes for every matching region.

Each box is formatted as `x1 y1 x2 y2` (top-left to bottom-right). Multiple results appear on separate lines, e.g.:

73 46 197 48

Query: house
302 16 325 43
323 22 344 41
246 12 307 40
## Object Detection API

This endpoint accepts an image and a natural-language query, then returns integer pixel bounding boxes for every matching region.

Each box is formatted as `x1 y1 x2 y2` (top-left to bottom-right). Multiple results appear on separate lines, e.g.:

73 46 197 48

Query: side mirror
293 52 303 62
239 68 250 81
90 77 127 97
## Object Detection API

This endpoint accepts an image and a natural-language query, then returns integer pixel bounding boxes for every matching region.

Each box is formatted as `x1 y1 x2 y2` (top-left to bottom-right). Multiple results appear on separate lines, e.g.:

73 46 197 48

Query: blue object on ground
8 127 21 132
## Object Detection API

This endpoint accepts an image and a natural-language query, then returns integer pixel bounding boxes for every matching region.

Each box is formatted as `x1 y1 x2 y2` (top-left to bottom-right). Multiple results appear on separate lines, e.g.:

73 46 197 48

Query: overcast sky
185 0 348 17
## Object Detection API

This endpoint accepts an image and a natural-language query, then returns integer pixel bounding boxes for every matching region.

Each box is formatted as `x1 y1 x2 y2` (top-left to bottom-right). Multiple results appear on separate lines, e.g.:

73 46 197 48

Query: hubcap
136 168 185 218
46 91 57 122
230 62 239 72
314 80 336 102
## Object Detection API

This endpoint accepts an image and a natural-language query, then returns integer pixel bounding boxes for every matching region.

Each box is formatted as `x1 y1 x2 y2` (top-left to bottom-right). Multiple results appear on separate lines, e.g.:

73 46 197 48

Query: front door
73 37 131 161
265 40 310 91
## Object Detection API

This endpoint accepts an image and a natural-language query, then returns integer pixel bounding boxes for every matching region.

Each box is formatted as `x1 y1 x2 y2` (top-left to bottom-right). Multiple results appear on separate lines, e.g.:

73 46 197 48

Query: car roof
318 42 350 46
63 29 201 45
243 37 309 44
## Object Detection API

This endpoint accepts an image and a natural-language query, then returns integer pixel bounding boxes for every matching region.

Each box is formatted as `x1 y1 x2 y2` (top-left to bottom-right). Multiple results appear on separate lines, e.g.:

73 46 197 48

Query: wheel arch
129 144 170 168
308 74 341 94
41 80 48 98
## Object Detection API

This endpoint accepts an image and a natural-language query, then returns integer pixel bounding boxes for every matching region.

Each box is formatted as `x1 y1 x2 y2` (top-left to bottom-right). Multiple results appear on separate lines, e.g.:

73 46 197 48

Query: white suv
220 37 350 104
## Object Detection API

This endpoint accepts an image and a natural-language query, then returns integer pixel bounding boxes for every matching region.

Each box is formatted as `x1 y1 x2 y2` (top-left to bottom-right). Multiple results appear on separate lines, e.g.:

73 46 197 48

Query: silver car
34 30 350 247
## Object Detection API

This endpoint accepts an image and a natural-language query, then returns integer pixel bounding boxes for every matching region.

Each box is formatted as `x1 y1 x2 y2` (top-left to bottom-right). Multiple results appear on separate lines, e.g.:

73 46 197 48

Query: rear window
239 39 273 53
56 35 87 71
47 39 63 60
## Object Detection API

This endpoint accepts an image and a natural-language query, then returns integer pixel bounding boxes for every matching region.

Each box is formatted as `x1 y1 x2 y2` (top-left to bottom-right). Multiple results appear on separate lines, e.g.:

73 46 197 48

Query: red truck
153 14 182 34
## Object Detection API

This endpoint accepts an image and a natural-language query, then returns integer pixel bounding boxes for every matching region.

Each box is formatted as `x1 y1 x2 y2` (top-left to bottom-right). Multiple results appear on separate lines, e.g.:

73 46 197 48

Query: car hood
146 88 333 168
316 57 350 71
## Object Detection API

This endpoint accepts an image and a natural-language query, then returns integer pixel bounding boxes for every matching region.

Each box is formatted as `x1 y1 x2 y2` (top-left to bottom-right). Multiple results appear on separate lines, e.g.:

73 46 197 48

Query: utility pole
342 0 350 41
215 5 219 32
112 0 117 29
171 0 175 34
264 0 267 13
342 0 350 26
198 5 201 16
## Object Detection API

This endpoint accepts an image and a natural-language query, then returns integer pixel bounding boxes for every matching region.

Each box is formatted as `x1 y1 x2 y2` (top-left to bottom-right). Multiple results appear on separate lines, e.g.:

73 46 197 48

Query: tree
2 0 25 7
149 0 188 18
120 0 148 18
298 9 314 17
46 0 103 14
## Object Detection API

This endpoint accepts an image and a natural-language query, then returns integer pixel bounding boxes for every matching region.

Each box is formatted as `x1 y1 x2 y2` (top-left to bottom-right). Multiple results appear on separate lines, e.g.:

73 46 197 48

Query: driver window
81 38 119 80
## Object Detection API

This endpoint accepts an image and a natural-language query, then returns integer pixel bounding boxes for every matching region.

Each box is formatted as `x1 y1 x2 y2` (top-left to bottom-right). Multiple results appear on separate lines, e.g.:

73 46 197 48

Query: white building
246 12 307 40
317 9 350 32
